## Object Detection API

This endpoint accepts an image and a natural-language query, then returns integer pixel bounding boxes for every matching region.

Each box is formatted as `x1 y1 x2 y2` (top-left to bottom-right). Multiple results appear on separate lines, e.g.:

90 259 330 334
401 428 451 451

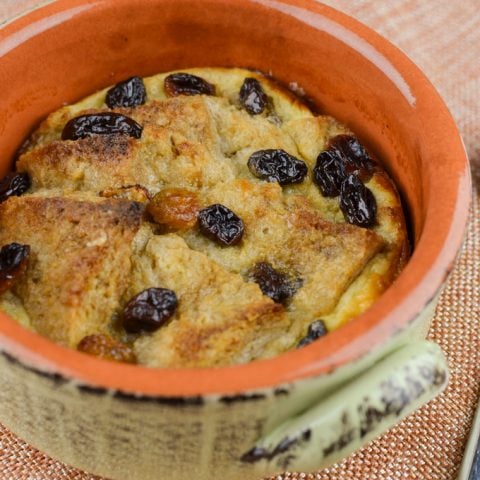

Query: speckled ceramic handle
242 341 448 473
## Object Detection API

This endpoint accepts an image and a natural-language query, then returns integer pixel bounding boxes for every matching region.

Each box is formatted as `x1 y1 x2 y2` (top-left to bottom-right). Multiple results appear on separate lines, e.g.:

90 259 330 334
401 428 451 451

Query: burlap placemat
0 1 478 479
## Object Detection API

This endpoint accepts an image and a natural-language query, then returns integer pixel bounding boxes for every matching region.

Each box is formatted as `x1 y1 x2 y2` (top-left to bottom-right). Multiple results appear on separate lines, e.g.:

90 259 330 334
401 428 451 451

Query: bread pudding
0 68 408 367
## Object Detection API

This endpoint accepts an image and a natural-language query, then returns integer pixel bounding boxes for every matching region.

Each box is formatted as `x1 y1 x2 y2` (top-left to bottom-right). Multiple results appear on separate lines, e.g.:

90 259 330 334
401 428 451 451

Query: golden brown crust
372 171 410 265
17 135 138 191
130 235 290 367
3 67 409 366
0 196 143 347
179 179 384 341
99 184 151 203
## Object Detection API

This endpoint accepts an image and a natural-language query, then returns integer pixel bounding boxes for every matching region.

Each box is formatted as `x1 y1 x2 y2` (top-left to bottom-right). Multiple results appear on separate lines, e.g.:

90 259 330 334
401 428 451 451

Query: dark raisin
77 334 136 363
250 262 302 304
0 243 30 294
106 76 147 108
239 78 268 115
297 320 328 348
0 172 30 203
329 134 375 178
313 150 346 197
164 73 216 97
340 174 377 227
61 113 143 141
198 204 244 246
247 149 307 185
313 135 376 198
123 287 178 334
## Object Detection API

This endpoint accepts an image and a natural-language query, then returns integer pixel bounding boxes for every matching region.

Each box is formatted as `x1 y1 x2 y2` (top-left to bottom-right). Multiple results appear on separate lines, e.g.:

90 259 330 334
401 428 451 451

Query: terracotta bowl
0 1 470 479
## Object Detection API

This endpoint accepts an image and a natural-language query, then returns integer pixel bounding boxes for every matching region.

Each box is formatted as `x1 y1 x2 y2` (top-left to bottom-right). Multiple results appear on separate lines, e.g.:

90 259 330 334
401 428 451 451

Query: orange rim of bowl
0 0 471 397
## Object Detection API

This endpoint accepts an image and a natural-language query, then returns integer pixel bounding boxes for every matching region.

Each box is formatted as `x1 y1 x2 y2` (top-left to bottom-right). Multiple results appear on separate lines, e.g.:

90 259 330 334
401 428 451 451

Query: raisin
77 334 136 363
164 73 216 97
250 262 302 304
62 113 143 140
99 184 151 203
0 243 30 294
297 320 327 348
329 134 375 178
239 77 268 115
123 287 178 334
247 149 307 185
340 174 377 227
0 172 30 204
313 135 376 198
148 188 201 230
313 150 346 197
106 76 147 108
198 204 244 246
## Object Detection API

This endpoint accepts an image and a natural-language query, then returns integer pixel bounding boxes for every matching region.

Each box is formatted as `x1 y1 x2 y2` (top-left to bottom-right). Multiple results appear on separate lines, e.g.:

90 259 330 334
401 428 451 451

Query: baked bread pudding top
0 68 408 367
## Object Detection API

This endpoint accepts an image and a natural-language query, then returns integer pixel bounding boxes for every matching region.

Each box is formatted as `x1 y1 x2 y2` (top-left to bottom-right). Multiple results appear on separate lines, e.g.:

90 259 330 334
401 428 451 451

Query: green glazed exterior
0 296 447 480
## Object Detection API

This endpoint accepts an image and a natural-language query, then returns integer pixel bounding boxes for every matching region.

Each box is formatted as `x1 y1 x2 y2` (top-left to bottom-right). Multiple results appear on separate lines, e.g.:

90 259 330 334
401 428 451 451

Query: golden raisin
77 334 136 363
148 188 201 230
99 184 151 203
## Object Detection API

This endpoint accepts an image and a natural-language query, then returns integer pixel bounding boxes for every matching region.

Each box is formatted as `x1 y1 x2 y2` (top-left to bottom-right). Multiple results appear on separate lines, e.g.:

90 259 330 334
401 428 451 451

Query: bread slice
130 234 289 367
0 194 143 347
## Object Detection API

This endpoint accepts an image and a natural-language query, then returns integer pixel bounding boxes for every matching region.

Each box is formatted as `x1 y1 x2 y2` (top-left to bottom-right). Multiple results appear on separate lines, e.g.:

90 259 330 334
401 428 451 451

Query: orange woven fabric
0 1 479 479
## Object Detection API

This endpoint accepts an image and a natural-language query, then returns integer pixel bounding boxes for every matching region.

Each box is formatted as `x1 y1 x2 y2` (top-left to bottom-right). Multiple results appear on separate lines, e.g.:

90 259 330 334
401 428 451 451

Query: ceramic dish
0 1 471 479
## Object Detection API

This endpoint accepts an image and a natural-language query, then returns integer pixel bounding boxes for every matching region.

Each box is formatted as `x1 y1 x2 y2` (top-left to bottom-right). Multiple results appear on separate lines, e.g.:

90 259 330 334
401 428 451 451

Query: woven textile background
0 1 478 479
